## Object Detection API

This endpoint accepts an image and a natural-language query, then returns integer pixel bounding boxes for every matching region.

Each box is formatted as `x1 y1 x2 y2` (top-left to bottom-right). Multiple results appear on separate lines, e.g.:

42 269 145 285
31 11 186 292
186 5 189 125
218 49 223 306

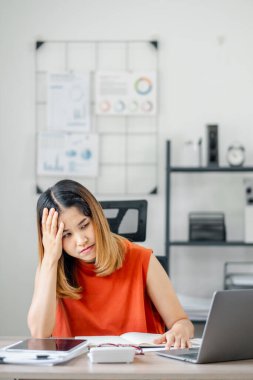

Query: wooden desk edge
1 337 253 380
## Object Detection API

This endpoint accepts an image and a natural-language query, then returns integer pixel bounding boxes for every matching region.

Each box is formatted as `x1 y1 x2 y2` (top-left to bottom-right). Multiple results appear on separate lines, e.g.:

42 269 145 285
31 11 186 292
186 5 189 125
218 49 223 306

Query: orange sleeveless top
53 240 165 337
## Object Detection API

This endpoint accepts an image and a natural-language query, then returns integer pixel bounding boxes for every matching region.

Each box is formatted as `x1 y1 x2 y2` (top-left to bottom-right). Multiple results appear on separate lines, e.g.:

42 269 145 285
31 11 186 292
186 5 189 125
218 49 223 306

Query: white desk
1 337 253 380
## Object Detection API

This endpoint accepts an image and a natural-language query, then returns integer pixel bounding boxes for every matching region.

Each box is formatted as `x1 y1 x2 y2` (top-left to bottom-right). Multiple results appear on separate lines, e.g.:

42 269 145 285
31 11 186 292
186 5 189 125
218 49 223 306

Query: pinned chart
47 72 90 132
37 132 98 177
95 71 157 115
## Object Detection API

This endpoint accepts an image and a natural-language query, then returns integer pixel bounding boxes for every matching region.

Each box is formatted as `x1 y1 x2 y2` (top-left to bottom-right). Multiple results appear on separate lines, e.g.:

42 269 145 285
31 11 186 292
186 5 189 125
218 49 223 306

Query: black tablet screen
8 338 86 352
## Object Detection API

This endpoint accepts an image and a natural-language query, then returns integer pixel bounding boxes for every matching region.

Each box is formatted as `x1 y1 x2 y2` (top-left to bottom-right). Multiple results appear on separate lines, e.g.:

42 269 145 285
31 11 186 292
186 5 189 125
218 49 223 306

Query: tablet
4 338 88 356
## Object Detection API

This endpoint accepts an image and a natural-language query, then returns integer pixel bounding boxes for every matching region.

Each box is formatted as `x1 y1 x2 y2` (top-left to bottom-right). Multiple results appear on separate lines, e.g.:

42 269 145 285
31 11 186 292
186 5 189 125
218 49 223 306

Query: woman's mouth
80 244 95 255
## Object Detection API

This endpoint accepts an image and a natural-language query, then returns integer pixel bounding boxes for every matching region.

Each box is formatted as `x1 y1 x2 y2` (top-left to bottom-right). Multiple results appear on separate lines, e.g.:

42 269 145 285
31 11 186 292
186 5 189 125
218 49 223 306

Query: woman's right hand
41 208 64 265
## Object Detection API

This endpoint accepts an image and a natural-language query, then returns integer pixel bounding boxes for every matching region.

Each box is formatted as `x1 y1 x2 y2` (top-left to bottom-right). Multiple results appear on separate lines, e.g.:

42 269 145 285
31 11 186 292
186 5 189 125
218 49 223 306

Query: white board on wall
35 40 159 195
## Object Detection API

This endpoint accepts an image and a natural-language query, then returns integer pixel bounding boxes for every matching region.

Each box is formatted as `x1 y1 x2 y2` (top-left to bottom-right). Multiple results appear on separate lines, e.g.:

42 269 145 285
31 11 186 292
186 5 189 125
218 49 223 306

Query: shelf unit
165 140 253 274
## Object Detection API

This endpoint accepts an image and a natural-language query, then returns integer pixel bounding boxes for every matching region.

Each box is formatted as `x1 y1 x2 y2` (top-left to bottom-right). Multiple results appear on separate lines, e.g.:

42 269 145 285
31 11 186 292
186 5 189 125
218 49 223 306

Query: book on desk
75 332 201 351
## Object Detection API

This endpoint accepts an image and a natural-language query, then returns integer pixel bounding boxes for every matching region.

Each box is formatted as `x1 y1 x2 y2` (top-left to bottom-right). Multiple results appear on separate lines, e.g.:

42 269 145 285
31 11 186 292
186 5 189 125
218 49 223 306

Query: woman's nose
76 233 88 245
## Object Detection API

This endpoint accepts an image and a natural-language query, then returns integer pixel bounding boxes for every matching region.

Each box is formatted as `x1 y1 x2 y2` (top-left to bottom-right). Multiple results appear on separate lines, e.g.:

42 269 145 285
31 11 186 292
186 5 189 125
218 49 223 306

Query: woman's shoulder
120 240 153 276
124 239 153 259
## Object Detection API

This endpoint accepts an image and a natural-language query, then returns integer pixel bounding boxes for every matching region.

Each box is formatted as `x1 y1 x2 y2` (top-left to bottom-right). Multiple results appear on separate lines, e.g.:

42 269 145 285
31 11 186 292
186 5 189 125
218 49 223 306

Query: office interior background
1 0 253 335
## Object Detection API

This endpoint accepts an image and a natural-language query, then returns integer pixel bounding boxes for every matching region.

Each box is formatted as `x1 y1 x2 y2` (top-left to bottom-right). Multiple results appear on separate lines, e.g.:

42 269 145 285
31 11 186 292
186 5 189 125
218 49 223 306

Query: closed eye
81 223 89 229
63 232 71 239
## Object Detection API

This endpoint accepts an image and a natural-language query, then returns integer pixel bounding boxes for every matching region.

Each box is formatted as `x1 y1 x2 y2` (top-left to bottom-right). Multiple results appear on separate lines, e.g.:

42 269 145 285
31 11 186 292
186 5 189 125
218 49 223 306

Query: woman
28 179 194 349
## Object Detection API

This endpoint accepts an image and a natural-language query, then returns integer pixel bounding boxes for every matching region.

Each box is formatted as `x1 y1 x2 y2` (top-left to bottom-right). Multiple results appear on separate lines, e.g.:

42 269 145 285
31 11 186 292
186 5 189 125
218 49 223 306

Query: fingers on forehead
42 208 54 224
41 208 48 223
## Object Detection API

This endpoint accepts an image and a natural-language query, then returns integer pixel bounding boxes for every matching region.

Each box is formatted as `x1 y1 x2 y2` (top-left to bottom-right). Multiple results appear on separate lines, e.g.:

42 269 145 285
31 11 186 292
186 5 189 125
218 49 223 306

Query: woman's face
59 206 96 262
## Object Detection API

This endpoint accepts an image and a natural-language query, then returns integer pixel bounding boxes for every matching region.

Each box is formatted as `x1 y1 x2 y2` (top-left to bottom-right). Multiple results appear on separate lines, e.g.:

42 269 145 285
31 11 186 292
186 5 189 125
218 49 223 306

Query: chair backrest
100 200 147 242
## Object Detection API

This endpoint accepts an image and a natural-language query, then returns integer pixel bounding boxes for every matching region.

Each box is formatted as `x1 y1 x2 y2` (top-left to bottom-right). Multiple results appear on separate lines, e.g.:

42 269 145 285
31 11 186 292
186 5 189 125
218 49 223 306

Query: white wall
1 0 253 335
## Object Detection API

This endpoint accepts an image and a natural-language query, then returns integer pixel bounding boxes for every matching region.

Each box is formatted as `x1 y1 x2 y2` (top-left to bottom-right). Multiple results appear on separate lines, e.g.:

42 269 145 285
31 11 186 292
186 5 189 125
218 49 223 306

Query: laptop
157 289 253 364
0 338 88 365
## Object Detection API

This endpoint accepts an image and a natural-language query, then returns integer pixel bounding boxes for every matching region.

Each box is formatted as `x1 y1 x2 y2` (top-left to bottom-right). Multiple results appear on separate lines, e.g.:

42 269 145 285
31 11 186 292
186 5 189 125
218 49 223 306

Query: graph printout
37 132 98 177
95 71 157 116
47 72 91 132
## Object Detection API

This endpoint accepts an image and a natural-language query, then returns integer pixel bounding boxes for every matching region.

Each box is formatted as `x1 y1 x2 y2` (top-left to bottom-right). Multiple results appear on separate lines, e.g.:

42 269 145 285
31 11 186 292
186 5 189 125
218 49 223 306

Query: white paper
75 332 200 352
75 336 130 345
37 132 66 175
95 71 157 115
37 132 98 177
47 72 90 132
0 349 88 366
75 332 163 346
65 133 98 177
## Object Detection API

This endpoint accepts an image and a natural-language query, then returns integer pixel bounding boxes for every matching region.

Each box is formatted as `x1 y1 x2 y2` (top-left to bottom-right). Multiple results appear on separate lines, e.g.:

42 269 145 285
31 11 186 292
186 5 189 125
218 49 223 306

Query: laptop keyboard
158 348 199 361
179 352 198 359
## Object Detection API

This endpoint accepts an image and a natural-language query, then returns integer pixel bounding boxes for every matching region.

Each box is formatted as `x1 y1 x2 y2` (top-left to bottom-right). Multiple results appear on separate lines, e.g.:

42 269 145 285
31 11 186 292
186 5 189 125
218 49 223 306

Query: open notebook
75 332 201 350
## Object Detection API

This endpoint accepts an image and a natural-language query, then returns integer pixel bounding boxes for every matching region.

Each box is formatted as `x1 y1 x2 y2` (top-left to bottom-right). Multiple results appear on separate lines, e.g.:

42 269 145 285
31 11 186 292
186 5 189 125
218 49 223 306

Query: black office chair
100 200 147 242
100 199 168 272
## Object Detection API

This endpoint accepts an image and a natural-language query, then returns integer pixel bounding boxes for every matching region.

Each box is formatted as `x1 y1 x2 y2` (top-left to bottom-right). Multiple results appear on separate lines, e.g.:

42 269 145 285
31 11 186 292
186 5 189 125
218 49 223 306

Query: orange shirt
53 240 165 337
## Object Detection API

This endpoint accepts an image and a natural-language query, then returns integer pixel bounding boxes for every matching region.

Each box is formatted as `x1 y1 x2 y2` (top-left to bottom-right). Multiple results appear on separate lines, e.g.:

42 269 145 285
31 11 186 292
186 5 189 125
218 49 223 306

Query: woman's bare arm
146 254 194 349
27 208 64 338
27 261 58 337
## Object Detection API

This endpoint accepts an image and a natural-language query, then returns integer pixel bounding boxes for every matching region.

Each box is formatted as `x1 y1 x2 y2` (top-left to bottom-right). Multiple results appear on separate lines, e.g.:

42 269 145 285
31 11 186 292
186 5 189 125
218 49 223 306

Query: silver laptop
157 289 253 364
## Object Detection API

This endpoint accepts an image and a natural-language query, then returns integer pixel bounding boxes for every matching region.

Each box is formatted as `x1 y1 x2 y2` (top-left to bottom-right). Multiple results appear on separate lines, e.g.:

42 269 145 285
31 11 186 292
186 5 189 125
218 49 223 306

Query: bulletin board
35 40 159 195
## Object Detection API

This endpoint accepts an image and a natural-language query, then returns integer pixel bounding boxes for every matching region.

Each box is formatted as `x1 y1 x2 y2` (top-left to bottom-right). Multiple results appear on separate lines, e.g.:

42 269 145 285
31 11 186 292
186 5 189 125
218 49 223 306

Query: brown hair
37 180 126 299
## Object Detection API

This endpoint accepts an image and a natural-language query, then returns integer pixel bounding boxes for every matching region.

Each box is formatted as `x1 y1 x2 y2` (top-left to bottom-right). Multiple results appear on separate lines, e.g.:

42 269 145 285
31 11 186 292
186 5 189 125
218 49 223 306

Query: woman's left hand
154 319 194 349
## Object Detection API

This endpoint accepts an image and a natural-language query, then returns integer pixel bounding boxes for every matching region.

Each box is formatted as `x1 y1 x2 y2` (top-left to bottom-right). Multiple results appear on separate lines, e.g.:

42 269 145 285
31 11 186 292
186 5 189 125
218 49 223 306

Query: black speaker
207 124 219 167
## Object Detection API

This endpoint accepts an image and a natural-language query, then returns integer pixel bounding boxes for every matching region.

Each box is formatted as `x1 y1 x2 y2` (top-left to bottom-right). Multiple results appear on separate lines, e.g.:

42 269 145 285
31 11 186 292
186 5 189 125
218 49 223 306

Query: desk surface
1 337 253 380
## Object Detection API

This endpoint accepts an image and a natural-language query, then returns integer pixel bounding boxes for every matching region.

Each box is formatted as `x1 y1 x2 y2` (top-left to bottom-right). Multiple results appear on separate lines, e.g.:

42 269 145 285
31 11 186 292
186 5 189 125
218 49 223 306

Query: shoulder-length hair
36 179 126 299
